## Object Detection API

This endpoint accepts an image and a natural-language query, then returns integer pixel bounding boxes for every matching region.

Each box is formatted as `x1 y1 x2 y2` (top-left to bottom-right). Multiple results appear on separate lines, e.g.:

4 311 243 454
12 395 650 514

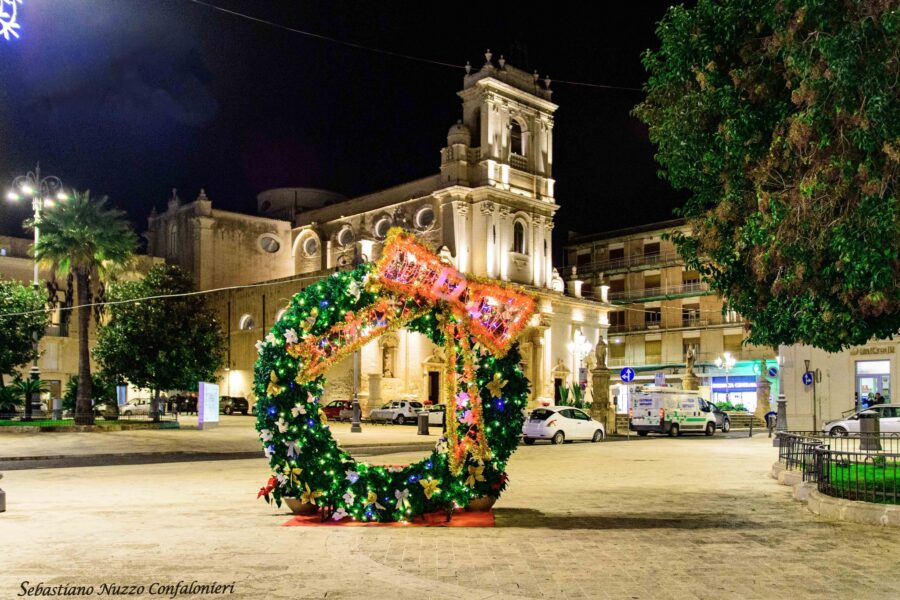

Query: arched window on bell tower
510 120 523 156
513 220 526 254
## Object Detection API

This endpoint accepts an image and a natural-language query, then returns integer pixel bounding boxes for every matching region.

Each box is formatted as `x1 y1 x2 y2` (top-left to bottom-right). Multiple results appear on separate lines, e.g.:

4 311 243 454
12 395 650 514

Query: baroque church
145 52 610 412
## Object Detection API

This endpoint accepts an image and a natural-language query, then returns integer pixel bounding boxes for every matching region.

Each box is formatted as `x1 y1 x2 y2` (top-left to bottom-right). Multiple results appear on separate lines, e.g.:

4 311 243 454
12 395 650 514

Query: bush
0 386 22 415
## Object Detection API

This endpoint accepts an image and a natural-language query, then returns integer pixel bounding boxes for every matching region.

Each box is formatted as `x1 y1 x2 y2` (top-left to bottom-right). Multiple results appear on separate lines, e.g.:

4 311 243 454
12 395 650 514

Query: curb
807 489 900 527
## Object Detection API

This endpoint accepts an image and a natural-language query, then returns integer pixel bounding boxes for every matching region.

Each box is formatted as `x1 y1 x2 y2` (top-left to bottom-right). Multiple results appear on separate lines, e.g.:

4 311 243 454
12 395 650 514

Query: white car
368 400 424 424
121 398 152 416
822 404 900 435
418 404 447 426
522 406 605 445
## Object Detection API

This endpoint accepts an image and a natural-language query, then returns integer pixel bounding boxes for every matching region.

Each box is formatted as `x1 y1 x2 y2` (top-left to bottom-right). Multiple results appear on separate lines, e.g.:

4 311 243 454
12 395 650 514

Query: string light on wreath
253 230 534 522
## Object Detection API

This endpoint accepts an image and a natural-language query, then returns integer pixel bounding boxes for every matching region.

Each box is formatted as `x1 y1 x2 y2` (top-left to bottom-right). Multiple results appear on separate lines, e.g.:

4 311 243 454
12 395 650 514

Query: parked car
709 402 731 433
522 406 605 445
823 404 900 436
419 404 447 427
220 396 249 415
322 400 353 421
173 395 198 414
368 400 424 424
629 388 719 436
121 398 152 417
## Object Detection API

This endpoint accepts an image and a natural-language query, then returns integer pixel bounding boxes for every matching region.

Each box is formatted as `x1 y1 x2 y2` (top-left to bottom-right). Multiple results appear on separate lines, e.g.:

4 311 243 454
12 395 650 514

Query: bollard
417 412 429 435
52 398 62 420
0 473 5 512
749 415 754 437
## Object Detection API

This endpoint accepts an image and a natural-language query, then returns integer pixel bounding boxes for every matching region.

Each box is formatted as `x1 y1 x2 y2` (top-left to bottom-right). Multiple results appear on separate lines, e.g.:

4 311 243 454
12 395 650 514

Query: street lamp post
6 164 67 421
567 329 592 389
715 351 737 407
350 349 362 433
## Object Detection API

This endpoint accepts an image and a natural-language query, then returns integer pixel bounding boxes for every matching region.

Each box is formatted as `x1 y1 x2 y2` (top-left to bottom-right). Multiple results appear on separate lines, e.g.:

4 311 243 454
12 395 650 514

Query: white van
629 387 718 437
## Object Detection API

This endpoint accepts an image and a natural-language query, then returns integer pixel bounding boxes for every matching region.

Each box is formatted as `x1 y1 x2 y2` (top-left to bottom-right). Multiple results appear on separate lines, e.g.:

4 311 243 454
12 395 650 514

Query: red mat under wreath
282 509 494 527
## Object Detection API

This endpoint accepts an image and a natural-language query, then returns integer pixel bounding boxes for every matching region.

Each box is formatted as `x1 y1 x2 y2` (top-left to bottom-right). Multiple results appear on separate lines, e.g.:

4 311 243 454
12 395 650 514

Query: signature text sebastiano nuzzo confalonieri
18 581 237 598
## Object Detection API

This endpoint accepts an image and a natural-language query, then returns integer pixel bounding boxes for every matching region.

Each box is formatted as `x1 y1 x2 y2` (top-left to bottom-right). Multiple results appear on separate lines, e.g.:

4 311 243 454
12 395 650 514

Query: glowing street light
6 163 67 420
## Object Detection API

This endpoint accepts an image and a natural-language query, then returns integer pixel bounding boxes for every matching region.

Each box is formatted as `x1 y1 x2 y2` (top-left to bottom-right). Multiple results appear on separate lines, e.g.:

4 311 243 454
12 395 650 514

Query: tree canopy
94 264 225 398
634 0 899 352
0 279 48 385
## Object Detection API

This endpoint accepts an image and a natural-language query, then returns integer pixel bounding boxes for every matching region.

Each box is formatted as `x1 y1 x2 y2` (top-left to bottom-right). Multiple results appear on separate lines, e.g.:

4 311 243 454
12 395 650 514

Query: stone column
755 377 772 425
367 373 382 415
591 366 612 434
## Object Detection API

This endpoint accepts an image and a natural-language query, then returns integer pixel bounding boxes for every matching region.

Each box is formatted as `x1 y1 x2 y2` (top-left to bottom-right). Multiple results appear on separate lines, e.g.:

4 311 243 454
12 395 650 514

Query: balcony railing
608 281 710 304
570 250 683 276
509 153 528 170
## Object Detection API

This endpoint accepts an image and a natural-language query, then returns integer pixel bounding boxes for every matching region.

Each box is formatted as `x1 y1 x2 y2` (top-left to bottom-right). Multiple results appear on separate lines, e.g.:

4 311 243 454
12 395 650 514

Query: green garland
254 264 529 522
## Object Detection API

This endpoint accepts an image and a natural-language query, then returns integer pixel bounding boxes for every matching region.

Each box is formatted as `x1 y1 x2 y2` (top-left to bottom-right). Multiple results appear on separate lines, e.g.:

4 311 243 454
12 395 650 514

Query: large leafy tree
94 264 226 420
634 0 899 352
31 191 136 424
0 279 47 386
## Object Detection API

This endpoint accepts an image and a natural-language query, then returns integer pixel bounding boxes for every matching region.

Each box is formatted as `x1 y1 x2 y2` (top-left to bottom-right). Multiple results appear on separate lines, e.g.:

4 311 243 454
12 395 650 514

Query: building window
374 216 392 239
337 226 354 248
302 236 319 257
682 303 701 327
645 308 661 327
643 242 660 258
513 221 526 254
167 223 178 258
415 206 435 231
258 234 280 253
510 120 523 155
238 314 255 331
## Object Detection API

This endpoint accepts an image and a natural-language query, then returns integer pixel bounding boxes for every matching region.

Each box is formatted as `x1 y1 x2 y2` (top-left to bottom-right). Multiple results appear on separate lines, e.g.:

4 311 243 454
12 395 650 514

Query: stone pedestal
755 378 772 425
682 372 700 391
590 367 612 433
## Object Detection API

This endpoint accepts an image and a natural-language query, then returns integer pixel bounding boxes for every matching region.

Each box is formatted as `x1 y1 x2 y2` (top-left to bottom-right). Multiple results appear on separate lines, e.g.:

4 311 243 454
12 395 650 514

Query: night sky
0 0 689 258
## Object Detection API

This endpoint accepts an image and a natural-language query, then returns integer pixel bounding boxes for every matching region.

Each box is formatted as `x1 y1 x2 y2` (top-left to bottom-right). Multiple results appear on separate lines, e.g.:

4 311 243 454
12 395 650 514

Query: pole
350 349 362 433
25 169 42 421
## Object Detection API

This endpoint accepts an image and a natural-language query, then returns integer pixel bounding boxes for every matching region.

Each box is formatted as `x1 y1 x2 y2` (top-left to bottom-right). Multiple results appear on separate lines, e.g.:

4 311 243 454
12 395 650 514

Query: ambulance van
628 387 718 437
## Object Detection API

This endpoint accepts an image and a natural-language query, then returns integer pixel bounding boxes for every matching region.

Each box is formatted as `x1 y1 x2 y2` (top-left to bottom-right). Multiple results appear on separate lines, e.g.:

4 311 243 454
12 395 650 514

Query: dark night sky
0 0 689 258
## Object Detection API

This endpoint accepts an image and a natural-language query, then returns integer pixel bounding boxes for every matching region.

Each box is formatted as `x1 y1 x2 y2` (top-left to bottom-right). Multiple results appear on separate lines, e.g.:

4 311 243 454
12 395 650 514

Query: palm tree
30 191 136 425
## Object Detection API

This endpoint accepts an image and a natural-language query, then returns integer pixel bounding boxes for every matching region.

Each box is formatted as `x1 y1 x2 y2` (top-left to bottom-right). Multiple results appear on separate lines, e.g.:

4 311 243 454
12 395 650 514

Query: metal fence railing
776 431 900 504
815 449 900 504
0 409 178 425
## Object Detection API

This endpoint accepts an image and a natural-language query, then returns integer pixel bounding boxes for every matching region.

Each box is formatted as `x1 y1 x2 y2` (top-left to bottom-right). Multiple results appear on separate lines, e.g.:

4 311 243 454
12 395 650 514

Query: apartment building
564 219 777 413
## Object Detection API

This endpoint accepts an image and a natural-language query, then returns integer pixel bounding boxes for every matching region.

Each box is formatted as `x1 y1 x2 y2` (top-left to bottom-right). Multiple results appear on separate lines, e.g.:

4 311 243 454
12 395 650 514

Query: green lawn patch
829 461 900 504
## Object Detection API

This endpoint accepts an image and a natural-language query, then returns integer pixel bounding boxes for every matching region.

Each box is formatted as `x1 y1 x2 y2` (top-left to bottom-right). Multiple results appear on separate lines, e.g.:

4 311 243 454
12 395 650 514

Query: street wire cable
186 0 642 93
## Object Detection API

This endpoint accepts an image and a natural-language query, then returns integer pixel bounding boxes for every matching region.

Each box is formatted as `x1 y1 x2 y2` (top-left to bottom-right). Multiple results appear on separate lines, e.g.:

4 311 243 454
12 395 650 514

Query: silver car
823 404 900 436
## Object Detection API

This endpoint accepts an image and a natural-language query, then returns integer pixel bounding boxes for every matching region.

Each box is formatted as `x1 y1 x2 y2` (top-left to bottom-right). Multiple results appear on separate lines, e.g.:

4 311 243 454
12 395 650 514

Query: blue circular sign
802 371 814 386
620 367 635 383
767 366 779 378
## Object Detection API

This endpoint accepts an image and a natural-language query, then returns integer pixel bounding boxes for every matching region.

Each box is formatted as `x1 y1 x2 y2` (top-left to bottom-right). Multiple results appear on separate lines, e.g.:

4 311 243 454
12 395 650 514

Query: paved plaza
2 434 898 599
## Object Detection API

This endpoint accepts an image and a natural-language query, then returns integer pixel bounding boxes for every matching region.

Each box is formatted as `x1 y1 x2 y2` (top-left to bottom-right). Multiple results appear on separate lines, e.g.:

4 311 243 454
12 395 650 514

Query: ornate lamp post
567 329 592 388
6 164 67 420
714 351 737 406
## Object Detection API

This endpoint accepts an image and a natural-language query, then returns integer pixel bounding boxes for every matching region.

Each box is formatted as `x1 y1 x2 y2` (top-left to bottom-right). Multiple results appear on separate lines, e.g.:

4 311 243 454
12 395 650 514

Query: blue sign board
767 366 779 378
711 375 758 393
620 367 635 383
802 371 814 386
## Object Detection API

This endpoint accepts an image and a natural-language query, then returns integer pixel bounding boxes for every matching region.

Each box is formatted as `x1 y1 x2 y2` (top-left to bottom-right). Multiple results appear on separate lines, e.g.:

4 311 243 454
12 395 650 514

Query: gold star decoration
419 478 441 500
485 373 507 399
465 464 485 487
266 371 284 397
300 483 323 505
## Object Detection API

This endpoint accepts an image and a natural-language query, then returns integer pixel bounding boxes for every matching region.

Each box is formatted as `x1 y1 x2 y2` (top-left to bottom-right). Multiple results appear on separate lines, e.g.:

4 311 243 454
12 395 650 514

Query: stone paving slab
2 436 899 599
0 415 439 460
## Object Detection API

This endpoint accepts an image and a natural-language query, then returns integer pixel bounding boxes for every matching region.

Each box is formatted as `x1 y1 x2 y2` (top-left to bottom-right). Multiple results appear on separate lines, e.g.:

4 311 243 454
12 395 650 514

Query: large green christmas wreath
254 232 536 522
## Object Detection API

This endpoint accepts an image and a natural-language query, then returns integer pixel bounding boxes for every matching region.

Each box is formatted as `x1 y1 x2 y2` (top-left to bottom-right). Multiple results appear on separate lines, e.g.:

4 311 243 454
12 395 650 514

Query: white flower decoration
332 507 349 521
276 418 288 433
284 328 298 345
291 403 307 418
265 333 278 345
345 469 360 484
255 340 265 354
259 429 273 443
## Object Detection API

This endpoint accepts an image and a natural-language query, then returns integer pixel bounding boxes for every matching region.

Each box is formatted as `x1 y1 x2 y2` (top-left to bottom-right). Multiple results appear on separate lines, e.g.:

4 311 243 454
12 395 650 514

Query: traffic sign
654 372 666 387
620 367 635 383
767 366 779 378
802 371 814 386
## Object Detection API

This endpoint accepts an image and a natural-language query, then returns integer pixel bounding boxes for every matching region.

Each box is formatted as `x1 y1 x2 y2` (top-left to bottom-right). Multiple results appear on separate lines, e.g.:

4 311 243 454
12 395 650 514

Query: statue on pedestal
595 337 608 370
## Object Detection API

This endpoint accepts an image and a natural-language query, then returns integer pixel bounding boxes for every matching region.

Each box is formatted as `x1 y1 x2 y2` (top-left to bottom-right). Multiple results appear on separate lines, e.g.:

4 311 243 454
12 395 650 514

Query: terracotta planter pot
283 497 319 515
465 496 496 512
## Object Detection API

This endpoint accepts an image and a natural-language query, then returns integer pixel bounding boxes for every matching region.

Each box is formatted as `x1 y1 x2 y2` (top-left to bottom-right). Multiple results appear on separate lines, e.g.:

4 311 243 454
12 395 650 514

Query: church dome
447 120 471 146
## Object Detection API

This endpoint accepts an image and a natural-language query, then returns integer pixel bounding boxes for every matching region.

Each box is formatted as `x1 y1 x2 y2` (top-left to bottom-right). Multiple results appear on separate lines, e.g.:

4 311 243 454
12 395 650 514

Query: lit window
238 314 255 330
337 227 354 247
415 206 435 231
374 217 392 239
167 223 178 258
259 234 280 253
302 236 319 257
513 221 526 254
510 121 523 155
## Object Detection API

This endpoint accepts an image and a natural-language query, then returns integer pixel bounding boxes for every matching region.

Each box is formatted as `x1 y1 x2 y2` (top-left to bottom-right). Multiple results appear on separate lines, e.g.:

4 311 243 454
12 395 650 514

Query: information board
198 382 220 430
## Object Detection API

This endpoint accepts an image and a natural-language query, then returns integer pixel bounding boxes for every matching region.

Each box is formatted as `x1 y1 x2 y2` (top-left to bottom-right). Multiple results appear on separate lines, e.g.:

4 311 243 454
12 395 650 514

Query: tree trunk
151 387 160 422
74 269 94 425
